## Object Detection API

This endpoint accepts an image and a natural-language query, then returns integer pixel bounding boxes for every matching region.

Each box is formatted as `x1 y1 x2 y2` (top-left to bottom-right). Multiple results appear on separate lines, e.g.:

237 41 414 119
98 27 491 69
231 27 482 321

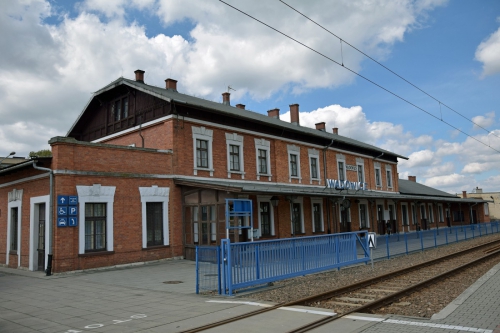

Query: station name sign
327 179 368 191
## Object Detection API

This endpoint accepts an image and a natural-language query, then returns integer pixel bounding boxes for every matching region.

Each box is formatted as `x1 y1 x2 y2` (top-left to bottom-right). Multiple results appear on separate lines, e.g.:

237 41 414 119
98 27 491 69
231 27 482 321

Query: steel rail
286 249 500 333
180 237 500 333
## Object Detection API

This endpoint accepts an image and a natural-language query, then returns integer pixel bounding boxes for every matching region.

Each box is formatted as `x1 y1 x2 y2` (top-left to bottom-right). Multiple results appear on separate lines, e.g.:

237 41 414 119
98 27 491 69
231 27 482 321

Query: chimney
408 176 416 182
475 187 483 194
165 78 177 91
222 92 230 106
290 104 299 125
267 108 280 119
134 69 145 83
236 104 245 109
462 190 467 198
332 127 338 135
315 122 326 131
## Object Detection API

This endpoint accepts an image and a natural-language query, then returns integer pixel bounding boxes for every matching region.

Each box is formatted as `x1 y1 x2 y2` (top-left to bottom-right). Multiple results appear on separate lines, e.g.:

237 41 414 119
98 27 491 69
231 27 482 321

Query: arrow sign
57 195 68 205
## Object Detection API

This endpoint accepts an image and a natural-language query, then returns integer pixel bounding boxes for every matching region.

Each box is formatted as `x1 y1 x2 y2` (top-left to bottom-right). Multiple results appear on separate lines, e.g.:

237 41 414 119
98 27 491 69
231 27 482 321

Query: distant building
0 156 26 169
459 188 498 221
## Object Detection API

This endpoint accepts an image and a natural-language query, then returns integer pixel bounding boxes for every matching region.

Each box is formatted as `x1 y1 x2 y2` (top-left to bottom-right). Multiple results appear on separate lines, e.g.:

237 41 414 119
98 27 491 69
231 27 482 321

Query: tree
29 149 52 158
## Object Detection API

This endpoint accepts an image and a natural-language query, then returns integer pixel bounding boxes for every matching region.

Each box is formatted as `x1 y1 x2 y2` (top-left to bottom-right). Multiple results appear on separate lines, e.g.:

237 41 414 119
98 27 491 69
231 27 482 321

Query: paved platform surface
1 258 499 333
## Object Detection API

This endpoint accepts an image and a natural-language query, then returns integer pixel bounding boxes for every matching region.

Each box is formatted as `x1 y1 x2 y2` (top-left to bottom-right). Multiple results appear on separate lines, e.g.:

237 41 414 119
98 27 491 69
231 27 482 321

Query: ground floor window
146 202 163 246
359 204 368 229
260 202 272 237
313 202 323 232
291 202 303 235
10 207 18 251
453 210 464 222
85 203 106 252
401 204 409 226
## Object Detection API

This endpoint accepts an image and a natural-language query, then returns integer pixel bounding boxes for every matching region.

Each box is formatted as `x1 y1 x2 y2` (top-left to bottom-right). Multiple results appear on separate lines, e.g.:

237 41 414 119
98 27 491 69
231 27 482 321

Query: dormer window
111 97 129 122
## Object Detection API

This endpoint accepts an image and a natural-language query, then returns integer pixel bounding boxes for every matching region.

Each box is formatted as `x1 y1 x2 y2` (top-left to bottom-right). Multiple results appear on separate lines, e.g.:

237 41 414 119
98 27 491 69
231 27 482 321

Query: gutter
32 160 54 276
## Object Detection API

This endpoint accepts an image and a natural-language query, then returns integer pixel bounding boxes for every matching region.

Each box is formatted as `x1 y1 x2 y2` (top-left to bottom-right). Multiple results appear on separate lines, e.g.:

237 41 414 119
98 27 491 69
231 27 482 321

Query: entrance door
471 210 477 224
37 203 46 271
377 205 385 234
340 207 350 232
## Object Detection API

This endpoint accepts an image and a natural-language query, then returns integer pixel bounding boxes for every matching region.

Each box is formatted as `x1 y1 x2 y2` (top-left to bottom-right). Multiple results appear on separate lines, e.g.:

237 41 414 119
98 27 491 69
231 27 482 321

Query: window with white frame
287 144 301 182
359 202 369 229
255 138 271 180
337 154 346 181
484 203 489 216
401 203 409 226
192 126 214 176
411 203 417 225
257 196 275 237
386 165 393 188
290 198 304 235
438 204 444 223
77 184 116 254
308 148 320 184
356 158 365 183
139 186 170 248
311 198 324 232
420 204 427 219
428 203 434 222
226 133 245 179
374 163 382 187
7 189 22 267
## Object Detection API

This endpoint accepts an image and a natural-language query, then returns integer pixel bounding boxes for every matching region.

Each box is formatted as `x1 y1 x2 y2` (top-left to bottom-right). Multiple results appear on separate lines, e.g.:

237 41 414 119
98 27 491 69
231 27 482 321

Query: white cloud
400 149 435 168
423 173 471 191
472 111 495 130
475 26 500 77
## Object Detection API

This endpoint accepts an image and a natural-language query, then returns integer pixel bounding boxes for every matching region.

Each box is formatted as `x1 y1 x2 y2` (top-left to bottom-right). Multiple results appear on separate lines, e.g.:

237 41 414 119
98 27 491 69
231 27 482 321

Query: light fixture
270 196 279 207
0 151 16 166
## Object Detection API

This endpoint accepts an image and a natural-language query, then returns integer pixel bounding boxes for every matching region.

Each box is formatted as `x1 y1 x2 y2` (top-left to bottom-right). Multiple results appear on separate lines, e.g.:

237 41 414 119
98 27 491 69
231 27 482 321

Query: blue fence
197 231 369 295
366 222 500 260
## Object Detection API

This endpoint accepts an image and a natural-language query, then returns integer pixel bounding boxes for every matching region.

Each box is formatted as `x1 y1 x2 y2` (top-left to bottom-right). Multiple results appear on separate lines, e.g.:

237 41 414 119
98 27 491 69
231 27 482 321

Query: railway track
180 238 500 333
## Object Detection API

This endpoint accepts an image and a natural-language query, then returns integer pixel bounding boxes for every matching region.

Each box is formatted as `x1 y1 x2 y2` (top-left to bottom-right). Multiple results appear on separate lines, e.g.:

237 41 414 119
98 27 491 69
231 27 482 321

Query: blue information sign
57 195 69 205
68 217 78 227
58 206 68 216
68 196 78 205
57 217 68 227
68 206 78 216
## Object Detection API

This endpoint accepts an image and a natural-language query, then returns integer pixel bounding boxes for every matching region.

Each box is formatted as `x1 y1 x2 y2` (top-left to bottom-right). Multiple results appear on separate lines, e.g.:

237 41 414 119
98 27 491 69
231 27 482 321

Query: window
10 207 18 251
260 202 272 237
386 167 392 188
375 167 382 187
192 126 214 176
77 184 116 255
428 204 434 222
196 139 208 168
291 202 303 234
229 145 240 171
308 149 320 184
411 203 417 225
258 149 268 174
290 154 298 177
146 203 163 246
357 164 364 183
484 203 489 216
359 204 368 229
453 210 464 222
310 157 318 179
85 203 106 252
420 204 427 219
255 138 271 179
438 204 444 223
287 145 301 182
111 97 129 122
338 161 345 181
311 200 324 232
226 133 244 178
401 204 409 226
122 99 128 119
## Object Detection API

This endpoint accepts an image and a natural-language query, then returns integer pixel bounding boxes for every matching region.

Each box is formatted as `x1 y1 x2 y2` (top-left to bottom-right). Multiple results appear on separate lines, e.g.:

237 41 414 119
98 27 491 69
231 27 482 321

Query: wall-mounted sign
327 179 368 191
346 165 358 172
57 194 78 227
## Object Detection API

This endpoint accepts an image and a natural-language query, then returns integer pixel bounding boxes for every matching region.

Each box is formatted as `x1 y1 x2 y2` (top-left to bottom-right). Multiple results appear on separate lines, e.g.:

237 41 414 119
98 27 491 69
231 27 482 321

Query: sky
1 0 500 194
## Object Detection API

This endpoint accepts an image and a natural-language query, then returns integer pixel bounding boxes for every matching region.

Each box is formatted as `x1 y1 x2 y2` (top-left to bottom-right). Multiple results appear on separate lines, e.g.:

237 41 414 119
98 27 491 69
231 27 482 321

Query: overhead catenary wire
218 0 500 154
278 0 500 140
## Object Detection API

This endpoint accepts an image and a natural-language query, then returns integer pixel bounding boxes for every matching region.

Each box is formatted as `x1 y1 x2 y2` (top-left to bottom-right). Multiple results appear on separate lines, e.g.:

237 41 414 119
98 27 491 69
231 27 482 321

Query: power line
279 0 500 140
218 0 500 153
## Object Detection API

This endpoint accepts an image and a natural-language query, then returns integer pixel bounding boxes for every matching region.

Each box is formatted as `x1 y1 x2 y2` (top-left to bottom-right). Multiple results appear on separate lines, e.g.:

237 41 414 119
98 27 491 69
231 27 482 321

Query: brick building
0 70 490 272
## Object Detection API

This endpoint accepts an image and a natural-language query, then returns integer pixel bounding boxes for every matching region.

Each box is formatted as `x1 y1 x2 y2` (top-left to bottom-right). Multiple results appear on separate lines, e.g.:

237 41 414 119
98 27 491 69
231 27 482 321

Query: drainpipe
323 138 334 233
469 201 479 224
33 160 53 276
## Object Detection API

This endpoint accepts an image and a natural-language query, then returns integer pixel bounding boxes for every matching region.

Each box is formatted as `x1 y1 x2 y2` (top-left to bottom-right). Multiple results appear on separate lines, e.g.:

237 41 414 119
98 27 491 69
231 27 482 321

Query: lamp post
0 151 16 167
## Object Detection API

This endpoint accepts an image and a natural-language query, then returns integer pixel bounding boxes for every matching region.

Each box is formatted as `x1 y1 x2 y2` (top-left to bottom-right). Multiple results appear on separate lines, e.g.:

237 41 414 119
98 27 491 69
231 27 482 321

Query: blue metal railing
196 222 500 295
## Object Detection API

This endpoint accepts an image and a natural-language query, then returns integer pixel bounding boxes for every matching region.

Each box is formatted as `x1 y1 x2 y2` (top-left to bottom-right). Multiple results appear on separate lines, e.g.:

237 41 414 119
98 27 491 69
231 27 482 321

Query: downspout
323 138 334 234
33 160 53 276
469 201 479 224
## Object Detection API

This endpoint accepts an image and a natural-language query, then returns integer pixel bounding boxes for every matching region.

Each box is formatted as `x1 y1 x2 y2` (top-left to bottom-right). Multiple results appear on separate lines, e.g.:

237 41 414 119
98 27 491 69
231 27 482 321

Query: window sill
142 245 170 250
79 251 115 257
228 171 245 179
194 167 214 176
9 250 18 255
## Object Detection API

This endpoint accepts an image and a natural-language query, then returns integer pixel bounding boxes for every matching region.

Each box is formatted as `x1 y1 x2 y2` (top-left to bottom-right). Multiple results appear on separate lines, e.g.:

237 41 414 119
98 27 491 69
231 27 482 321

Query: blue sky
1 0 499 194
